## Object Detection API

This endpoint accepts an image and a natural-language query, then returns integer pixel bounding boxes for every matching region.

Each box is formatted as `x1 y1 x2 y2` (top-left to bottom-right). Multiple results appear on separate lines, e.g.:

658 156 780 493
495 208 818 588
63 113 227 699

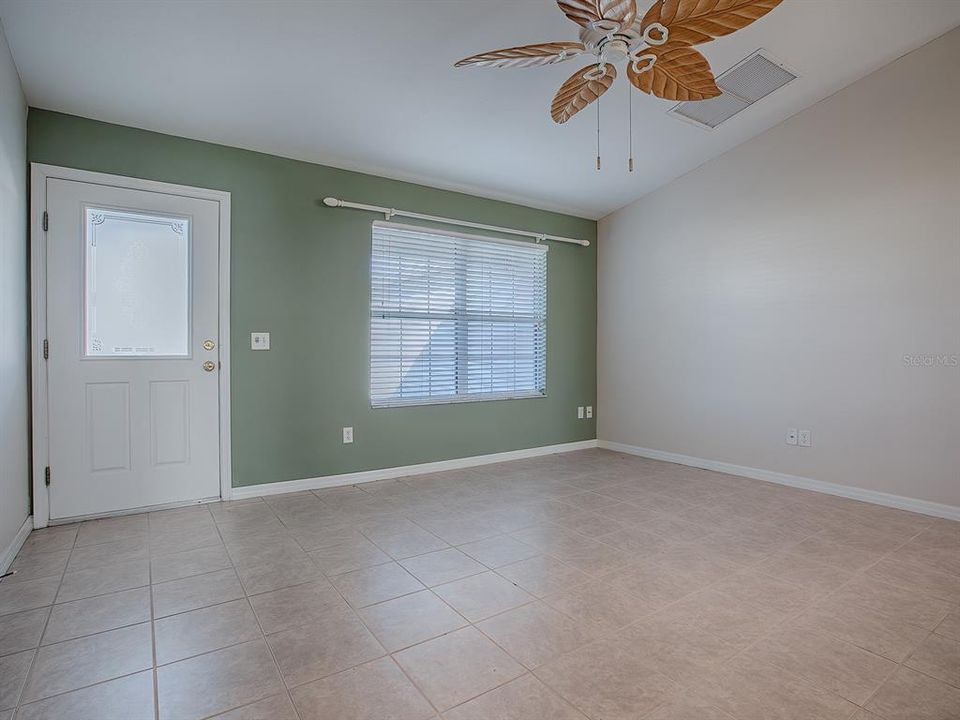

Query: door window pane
84 208 190 357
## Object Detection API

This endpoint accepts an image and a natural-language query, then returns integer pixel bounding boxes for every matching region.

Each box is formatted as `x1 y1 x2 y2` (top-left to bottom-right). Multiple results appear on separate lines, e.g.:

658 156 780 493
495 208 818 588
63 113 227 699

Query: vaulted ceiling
2 0 959 218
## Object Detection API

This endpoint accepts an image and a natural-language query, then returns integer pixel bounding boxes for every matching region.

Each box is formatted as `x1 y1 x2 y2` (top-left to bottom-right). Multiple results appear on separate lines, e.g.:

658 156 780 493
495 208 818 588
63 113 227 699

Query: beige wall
598 28 960 510
0 20 30 560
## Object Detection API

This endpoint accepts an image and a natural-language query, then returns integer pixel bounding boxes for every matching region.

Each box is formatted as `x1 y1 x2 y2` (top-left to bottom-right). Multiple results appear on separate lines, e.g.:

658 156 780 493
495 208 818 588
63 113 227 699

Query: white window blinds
371 221 547 407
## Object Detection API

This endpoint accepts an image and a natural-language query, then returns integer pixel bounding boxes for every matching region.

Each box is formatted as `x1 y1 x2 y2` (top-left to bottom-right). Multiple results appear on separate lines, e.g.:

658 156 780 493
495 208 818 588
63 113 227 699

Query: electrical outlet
586 406 593 419
251 332 270 350
342 427 353 444
798 429 812 447
786 428 798 446
577 406 585 419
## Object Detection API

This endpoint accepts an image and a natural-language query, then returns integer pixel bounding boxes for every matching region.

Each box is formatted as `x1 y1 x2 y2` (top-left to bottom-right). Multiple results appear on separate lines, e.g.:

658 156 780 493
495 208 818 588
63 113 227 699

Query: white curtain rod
322 197 590 247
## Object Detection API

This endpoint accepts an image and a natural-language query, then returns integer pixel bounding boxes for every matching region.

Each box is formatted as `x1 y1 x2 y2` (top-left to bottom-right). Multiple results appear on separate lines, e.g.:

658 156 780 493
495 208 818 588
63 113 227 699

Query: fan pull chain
596 94 601 171
628 87 634 172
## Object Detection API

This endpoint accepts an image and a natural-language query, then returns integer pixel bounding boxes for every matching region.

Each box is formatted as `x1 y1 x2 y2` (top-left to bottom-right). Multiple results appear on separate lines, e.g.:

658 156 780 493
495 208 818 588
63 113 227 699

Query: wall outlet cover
798 429 812 447
251 332 270 350
342 426 354 444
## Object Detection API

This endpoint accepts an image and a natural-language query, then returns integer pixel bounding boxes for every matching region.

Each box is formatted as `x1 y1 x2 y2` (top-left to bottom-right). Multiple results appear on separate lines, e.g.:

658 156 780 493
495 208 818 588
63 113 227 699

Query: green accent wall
28 110 597 488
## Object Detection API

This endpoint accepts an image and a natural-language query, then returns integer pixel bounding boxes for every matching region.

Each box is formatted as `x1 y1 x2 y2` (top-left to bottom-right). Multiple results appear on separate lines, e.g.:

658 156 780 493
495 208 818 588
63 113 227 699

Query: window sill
371 392 546 409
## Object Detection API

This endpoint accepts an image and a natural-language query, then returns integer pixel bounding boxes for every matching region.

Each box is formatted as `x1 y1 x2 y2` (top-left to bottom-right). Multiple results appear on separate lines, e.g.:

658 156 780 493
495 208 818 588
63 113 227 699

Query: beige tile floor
1 449 958 719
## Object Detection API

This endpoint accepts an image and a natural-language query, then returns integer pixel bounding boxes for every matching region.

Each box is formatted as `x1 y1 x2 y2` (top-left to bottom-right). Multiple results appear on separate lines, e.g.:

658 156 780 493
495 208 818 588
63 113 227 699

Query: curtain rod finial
323 197 340 207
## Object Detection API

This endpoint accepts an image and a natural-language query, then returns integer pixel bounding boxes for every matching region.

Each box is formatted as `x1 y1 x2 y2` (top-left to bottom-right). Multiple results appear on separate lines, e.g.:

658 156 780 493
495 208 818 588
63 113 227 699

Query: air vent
669 50 798 130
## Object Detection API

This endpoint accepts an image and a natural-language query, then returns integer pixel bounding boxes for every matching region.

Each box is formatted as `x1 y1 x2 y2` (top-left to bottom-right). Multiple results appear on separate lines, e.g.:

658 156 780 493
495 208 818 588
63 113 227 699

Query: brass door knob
202 361 216 372
202 340 216 351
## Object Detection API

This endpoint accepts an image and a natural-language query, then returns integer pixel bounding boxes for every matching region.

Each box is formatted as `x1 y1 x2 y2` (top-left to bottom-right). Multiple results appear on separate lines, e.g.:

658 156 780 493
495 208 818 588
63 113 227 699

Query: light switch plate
577 406 585 419
251 332 270 350
786 428 798 446
586 406 593 419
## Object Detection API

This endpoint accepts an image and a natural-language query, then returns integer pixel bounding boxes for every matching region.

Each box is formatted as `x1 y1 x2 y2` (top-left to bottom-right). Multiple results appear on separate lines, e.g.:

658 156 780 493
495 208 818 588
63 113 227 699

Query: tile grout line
347 507 642 717
205 500 306 720
267 501 430 717
9 670 156 717
9 524 78 716
518 517 909 715
148 511 160 720
688 517 946 713
263 493 527 717
316 493 951 717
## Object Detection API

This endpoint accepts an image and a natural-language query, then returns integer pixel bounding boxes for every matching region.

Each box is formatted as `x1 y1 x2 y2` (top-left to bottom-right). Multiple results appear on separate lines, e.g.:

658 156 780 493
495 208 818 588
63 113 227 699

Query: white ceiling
2 0 959 219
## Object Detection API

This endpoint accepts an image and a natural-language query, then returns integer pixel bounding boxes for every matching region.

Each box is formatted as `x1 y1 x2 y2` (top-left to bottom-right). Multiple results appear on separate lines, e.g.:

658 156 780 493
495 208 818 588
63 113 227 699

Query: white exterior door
45 177 223 519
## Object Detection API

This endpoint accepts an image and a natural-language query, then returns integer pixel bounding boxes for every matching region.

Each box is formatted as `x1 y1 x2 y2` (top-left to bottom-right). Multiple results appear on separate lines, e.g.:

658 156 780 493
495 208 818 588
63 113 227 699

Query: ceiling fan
455 0 784 167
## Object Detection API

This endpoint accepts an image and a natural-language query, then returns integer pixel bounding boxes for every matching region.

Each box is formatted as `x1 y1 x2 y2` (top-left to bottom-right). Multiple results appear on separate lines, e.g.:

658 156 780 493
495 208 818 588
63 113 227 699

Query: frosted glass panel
85 208 190 357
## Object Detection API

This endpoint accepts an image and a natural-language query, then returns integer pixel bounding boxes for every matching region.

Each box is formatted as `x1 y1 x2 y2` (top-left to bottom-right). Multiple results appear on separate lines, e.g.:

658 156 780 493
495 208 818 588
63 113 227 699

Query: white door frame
30 163 233 528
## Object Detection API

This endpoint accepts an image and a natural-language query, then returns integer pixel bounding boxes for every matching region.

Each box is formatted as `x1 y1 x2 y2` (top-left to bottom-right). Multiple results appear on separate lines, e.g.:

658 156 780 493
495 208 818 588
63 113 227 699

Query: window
84 208 190 357
370 221 547 407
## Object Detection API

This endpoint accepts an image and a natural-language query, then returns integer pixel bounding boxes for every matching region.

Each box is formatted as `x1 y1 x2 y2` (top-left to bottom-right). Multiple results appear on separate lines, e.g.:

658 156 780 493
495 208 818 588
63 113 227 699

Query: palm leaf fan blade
641 0 784 46
551 64 617 124
455 42 585 69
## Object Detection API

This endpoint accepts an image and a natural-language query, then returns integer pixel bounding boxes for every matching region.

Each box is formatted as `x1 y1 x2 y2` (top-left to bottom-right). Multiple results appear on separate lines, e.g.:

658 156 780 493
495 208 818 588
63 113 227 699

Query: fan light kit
456 0 784 170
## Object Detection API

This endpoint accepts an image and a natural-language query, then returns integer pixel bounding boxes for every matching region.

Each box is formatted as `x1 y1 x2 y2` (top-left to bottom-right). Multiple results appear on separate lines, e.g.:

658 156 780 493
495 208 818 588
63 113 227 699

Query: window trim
369 221 548 409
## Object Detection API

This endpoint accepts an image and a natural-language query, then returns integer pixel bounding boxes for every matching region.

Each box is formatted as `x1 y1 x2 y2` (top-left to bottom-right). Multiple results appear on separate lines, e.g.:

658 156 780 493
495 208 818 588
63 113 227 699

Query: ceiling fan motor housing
600 38 630 63
580 22 667 69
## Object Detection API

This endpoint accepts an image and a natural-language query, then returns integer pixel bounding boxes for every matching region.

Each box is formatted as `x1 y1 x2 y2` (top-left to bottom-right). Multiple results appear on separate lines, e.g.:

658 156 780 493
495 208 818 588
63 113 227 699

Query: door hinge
42 211 49 232
43 339 49 360
44 466 51 486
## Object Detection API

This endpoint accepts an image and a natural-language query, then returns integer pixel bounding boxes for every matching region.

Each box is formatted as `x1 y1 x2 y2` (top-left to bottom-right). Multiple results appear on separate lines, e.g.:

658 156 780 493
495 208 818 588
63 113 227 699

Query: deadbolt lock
202 361 216 372
202 340 216 351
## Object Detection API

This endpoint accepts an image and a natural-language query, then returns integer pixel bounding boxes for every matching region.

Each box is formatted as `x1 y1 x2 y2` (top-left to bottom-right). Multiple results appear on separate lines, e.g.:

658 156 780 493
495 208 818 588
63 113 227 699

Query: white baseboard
231 440 599 500
598 440 960 522
0 516 33 575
